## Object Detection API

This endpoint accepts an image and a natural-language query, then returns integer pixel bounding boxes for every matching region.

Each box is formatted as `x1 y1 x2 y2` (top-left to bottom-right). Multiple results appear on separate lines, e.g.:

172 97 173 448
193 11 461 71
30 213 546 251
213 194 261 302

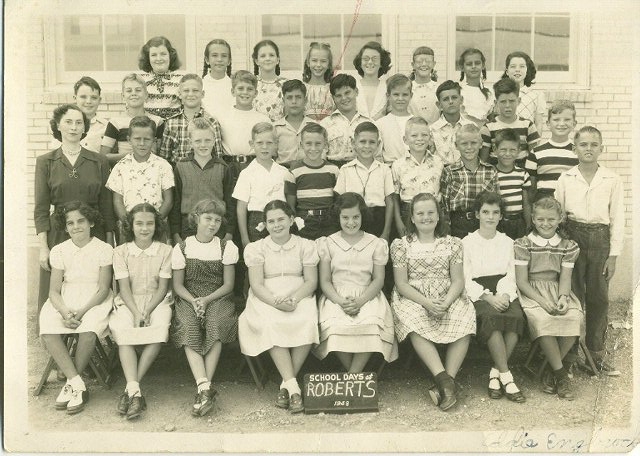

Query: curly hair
252 40 281 76
202 39 232 78
50 104 90 142
303 42 333 83
404 193 448 240
353 41 392 78
138 36 181 73
52 200 102 232
501 51 537 87
121 203 167 243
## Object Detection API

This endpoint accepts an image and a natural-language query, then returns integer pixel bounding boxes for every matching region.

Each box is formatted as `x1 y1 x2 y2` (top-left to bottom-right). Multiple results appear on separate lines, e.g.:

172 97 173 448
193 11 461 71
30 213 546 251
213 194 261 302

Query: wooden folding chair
523 337 598 378
235 355 269 390
33 333 119 396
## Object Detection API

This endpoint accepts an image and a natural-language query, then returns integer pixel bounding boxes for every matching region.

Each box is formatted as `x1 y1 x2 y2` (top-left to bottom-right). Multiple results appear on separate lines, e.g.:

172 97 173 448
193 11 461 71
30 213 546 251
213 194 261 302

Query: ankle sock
126 381 141 397
196 378 211 393
69 375 85 392
283 378 301 396
499 370 520 394
553 366 567 381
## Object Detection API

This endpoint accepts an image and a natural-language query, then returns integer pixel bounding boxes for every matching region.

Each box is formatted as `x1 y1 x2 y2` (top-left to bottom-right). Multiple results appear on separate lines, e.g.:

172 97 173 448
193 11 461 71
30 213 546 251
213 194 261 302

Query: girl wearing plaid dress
390 193 475 411
171 199 239 417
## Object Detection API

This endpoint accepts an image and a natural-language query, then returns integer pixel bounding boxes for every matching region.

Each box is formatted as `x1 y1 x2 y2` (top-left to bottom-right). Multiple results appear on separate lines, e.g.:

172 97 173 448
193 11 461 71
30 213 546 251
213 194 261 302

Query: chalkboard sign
303 372 378 414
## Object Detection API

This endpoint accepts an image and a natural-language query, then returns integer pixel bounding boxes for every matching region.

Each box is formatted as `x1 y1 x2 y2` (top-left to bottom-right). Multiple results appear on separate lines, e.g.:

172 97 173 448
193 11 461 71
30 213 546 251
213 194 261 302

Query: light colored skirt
39 290 113 336
109 292 173 345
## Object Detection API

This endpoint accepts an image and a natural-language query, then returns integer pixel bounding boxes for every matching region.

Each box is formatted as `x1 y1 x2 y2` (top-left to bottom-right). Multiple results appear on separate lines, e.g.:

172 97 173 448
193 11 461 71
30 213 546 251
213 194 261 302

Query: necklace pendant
69 168 79 179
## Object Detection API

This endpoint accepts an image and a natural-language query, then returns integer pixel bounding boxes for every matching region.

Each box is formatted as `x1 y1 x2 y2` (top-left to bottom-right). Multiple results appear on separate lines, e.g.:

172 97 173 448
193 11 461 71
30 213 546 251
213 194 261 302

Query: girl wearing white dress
109 203 173 419
39 201 113 414
315 192 398 372
239 200 319 414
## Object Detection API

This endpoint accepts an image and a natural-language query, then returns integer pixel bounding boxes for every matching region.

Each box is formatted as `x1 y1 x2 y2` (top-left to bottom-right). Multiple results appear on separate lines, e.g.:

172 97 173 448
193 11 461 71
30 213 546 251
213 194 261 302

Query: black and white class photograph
3 0 639 453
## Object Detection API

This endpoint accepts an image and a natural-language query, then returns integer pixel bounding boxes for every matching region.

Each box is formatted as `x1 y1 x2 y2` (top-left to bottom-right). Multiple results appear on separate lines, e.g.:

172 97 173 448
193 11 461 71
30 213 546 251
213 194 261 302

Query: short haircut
138 36 181 73
121 73 147 93
329 73 356 95
493 128 520 148
52 200 102 232
435 80 461 101
74 76 101 95
300 122 327 141
128 115 157 137
179 73 203 87
122 203 167 242
386 73 412 95
353 41 392 78
474 191 505 214
404 116 430 135
548 99 576 121
354 121 379 138
231 70 258 89
50 104 90 142
188 199 226 229
282 79 307 97
187 117 215 137
493 78 519 99
455 123 481 141
404 193 448 239
251 121 275 139
332 192 369 225
574 125 602 144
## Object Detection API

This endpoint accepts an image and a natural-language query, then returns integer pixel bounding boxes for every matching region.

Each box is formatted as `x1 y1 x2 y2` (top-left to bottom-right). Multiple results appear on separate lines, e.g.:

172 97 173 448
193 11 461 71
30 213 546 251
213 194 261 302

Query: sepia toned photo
4 0 639 453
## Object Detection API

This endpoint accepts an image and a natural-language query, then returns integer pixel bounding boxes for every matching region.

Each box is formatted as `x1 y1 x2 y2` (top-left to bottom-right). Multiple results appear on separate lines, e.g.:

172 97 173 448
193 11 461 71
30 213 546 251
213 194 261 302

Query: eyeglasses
361 57 380 63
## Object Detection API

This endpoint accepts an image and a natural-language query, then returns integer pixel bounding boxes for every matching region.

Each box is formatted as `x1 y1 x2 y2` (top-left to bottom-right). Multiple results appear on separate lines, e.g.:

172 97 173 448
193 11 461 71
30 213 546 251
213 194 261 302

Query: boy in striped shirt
289 123 340 240
525 100 578 201
494 128 531 239
480 78 539 168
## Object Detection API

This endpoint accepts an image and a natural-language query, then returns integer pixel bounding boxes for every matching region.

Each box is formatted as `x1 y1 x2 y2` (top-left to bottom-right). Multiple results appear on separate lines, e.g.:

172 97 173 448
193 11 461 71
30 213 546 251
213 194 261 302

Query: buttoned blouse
113 241 172 295
244 235 319 277
462 230 517 302
514 233 580 273
555 165 625 256
34 147 115 234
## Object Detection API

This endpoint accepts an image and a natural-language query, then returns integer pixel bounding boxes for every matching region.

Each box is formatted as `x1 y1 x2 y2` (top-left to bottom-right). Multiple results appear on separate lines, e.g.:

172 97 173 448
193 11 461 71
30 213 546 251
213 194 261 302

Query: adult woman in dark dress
35 104 115 330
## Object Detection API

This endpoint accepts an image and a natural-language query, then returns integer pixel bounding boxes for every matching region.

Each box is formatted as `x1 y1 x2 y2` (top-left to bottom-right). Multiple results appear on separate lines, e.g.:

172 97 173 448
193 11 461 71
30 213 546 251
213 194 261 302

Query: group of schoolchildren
36 36 625 421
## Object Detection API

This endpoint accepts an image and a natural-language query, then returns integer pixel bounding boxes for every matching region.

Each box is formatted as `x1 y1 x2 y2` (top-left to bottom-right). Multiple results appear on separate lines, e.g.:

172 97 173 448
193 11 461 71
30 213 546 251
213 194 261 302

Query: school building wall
23 11 638 301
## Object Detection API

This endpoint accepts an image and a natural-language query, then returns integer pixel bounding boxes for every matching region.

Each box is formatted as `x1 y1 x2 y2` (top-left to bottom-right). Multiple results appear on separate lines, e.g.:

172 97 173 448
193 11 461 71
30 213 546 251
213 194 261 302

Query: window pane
456 16 493 71
63 16 103 71
262 15 301 71
303 15 341 73
146 15 187 70
104 16 143 71
495 16 531 72
534 16 570 71
342 14 382 71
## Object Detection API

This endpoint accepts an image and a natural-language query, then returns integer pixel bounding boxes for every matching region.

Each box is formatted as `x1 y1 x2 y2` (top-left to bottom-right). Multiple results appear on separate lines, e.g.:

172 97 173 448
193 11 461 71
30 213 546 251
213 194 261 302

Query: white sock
126 381 141 397
69 375 85 392
499 370 520 394
280 380 286 390
196 378 211 393
489 367 500 387
283 378 301 396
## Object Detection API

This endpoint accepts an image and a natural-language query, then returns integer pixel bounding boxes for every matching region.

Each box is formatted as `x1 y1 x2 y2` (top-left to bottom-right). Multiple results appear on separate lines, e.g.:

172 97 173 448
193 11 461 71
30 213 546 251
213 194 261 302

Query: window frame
448 12 590 88
254 14 396 80
44 15 197 92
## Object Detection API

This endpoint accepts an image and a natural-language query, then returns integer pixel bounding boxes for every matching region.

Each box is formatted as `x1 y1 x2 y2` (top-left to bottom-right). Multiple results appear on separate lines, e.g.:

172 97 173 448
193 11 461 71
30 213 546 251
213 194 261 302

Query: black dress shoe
275 388 290 409
434 372 457 411
126 395 147 420
289 393 304 414
117 392 129 415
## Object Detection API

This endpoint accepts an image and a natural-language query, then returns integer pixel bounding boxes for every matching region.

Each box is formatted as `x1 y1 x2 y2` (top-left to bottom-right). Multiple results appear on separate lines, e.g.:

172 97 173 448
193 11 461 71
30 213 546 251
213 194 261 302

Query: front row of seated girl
39 190 584 418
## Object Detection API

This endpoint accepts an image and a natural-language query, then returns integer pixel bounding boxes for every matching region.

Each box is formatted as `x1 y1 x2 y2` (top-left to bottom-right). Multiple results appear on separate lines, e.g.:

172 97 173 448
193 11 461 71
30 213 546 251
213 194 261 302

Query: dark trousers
448 211 479 239
498 213 527 240
297 211 338 240
566 220 611 354
363 206 386 238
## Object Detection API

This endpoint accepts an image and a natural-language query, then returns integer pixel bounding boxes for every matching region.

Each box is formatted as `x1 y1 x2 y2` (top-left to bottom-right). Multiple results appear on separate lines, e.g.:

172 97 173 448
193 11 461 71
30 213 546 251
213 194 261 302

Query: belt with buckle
450 210 475 220
222 154 253 164
300 209 328 216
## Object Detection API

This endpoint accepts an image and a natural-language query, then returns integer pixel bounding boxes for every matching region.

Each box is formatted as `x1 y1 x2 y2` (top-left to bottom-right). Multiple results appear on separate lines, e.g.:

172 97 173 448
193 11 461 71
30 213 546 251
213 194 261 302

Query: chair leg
579 339 599 375
523 339 541 378
376 359 386 378
33 356 57 396
244 355 268 390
